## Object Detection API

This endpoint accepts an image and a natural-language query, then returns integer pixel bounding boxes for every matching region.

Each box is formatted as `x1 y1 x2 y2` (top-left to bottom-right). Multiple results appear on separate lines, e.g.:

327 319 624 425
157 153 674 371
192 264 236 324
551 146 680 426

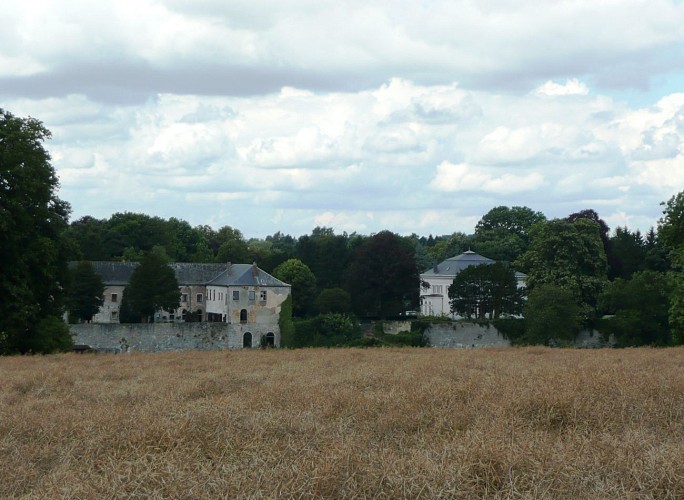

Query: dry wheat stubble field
1 347 684 499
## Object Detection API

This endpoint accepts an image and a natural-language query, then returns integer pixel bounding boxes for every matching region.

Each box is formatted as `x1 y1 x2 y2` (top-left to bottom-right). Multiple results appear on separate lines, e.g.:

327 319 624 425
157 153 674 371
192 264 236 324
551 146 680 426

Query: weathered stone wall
381 321 412 335
70 323 280 352
424 322 511 348
417 321 613 349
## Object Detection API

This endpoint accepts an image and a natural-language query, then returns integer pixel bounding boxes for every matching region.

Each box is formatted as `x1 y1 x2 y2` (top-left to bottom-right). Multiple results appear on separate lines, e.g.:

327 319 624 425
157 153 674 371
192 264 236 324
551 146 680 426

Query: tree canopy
0 109 72 353
599 270 671 346
516 218 608 320
120 253 180 323
345 231 419 318
67 261 105 323
272 258 317 317
448 262 523 319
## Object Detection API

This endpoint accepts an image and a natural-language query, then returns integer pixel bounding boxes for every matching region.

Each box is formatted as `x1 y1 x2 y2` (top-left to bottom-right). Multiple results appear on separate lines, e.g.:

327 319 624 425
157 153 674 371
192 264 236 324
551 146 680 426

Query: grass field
2 347 684 498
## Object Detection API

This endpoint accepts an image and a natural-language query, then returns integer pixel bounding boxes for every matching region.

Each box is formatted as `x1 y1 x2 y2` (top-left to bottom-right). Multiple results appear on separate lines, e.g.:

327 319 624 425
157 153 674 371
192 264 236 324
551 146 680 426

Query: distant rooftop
69 261 290 287
421 250 495 276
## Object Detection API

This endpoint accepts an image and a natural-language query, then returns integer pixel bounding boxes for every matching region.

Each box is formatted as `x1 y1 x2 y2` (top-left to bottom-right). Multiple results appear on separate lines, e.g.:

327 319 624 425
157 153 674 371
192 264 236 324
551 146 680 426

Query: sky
2 0 684 238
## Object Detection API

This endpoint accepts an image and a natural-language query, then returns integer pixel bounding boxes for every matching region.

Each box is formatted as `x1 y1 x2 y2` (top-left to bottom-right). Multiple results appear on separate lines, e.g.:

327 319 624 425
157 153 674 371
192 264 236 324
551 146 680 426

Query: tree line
2 108 684 353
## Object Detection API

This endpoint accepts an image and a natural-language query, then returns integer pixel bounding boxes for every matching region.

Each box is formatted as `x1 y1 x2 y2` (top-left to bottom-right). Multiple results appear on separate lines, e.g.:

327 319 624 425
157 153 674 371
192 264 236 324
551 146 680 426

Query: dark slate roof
85 261 138 285
208 263 290 287
70 262 290 287
421 250 495 277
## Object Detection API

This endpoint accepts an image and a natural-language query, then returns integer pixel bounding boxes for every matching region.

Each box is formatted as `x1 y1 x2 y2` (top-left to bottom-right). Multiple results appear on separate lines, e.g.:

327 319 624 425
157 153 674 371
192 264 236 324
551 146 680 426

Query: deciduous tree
448 262 523 319
272 258 317 317
0 109 72 353
121 253 180 323
516 218 608 320
67 261 105 323
344 231 419 318
598 270 671 346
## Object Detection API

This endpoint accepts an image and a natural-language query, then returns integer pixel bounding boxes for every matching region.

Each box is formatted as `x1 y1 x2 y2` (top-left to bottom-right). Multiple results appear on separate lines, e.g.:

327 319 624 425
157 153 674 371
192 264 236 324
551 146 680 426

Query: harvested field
1 347 683 498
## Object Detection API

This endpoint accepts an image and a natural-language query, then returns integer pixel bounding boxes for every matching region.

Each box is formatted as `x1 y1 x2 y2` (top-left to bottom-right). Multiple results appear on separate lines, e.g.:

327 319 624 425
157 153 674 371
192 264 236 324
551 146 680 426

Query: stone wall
423 322 511 348
388 321 614 349
70 322 280 353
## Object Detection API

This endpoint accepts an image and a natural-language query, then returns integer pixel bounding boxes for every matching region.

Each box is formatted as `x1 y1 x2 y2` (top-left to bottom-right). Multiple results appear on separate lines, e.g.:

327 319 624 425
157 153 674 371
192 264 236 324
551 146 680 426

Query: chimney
433 261 438 273
252 261 258 277
226 261 232 272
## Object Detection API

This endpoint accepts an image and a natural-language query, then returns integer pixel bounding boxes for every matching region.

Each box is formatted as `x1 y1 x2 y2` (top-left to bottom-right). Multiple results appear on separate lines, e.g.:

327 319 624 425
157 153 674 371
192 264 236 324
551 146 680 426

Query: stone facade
70 322 281 352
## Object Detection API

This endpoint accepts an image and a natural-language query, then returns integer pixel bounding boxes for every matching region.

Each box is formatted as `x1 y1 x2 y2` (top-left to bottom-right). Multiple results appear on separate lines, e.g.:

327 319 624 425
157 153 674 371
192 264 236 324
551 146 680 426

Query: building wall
92 285 126 323
70 322 281 352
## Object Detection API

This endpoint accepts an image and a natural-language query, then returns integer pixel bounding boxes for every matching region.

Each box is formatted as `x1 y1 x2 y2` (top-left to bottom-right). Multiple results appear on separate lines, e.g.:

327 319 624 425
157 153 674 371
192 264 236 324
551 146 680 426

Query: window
233 290 239 301
433 285 443 294
249 291 256 301
111 311 118 320
240 309 247 323
111 293 118 302
260 290 267 301
181 293 188 303
196 293 203 303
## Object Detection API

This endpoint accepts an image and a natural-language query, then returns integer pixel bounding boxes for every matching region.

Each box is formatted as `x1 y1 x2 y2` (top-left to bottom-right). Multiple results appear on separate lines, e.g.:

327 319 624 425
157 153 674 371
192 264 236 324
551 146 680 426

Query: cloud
534 79 590 96
3 2 684 237
2 1 684 103
429 162 546 194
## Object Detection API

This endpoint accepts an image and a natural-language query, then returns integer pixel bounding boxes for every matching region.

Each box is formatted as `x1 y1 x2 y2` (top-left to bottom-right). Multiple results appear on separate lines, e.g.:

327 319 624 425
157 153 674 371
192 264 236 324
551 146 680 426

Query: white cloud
534 79 590 97
429 162 546 194
3 2 684 237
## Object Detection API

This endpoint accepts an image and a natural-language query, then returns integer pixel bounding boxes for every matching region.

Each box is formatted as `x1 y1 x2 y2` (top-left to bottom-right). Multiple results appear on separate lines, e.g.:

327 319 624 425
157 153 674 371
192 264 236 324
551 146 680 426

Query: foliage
345 231 419 318
287 313 361 348
278 295 296 348
67 261 105 323
272 258 317 316
425 232 472 264
523 284 582 345
296 227 354 290
315 287 352 314
659 192 684 344
472 206 546 262
516 218 608 320
598 270 671 346
492 318 526 344
609 226 647 279
0 109 72 354
448 262 523 319
121 253 180 323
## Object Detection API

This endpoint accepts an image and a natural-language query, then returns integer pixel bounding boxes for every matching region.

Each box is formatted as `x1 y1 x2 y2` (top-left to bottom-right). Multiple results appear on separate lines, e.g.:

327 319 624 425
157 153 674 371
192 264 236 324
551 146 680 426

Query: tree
272 258 317 317
67 261 105 323
523 284 582 345
516 218 608 320
473 206 547 262
564 209 618 277
344 231 419 318
659 192 684 343
296 227 353 289
315 288 352 314
121 253 180 323
0 109 72 353
598 271 671 346
448 262 523 319
609 226 647 279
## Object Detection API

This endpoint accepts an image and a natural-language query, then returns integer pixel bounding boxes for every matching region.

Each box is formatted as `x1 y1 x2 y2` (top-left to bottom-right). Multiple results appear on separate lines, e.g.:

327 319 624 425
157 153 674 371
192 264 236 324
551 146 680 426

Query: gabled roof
421 250 495 277
71 262 289 287
207 264 290 287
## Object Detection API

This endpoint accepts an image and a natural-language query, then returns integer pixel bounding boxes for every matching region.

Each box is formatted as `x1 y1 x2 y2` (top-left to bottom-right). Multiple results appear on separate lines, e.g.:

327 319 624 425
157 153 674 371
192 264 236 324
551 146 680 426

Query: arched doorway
265 332 275 347
243 332 252 348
